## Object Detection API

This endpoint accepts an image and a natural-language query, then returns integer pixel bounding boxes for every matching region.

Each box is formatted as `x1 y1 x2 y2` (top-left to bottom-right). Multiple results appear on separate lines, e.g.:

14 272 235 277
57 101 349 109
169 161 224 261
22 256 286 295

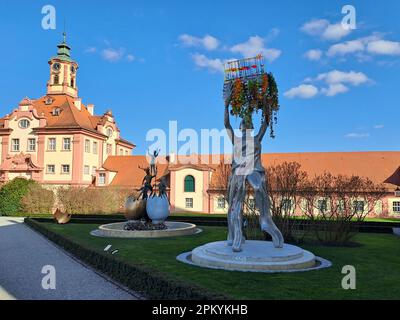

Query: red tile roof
3 94 134 146
102 156 169 188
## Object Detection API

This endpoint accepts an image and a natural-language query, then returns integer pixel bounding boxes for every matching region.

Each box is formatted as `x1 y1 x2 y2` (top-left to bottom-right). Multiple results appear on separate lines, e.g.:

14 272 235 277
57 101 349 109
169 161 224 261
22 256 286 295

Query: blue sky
0 0 399 155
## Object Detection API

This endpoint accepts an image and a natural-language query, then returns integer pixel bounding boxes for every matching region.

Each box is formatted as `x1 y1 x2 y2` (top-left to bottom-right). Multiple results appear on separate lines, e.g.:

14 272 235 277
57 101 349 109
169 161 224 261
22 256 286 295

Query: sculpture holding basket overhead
223 54 284 252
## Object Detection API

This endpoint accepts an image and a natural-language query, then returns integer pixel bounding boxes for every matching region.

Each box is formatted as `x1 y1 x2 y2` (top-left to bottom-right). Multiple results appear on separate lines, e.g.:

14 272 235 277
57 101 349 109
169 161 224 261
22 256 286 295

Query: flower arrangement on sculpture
223 55 279 137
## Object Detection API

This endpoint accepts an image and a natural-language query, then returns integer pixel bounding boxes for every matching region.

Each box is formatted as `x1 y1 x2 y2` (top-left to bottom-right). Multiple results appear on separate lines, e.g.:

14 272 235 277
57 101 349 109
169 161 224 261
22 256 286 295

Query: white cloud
315 70 370 86
230 36 281 62
327 39 365 57
84 47 97 54
321 83 349 97
345 133 370 138
326 34 383 57
288 70 370 99
191 53 224 73
374 124 384 129
101 48 125 62
301 19 329 36
179 34 220 51
301 19 351 41
304 49 323 61
284 84 319 99
322 23 352 41
367 40 400 56
126 54 135 62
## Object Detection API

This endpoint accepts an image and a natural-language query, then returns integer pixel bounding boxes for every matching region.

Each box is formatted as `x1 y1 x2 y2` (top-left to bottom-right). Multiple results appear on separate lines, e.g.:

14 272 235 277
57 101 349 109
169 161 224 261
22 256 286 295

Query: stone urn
124 195 147 221
146 195 170 224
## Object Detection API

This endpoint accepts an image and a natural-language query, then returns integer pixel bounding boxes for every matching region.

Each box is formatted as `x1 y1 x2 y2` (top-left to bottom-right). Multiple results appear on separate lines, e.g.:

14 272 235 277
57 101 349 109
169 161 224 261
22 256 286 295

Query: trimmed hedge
0 178 37 216
25 218 229 300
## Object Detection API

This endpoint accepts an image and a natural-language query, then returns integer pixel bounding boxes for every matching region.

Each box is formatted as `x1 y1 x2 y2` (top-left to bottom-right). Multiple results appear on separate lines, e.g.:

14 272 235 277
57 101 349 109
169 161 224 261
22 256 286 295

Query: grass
30 220 400 299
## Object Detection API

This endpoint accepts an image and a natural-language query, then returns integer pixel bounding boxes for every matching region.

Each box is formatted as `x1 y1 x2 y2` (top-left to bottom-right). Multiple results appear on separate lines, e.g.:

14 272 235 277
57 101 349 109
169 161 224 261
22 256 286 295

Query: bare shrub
56 186 132 214
21 184 55 215
302 173 387 245
266 162 309 243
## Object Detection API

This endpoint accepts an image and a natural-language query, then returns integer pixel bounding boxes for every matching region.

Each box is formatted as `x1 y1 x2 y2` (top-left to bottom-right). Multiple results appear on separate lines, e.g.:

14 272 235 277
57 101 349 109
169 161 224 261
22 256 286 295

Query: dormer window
45 97 53 105
52 107 61 116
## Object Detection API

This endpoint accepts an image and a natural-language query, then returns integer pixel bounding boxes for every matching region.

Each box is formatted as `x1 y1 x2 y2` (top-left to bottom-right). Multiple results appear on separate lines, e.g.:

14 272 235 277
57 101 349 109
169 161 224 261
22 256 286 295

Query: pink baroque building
0 35 135 187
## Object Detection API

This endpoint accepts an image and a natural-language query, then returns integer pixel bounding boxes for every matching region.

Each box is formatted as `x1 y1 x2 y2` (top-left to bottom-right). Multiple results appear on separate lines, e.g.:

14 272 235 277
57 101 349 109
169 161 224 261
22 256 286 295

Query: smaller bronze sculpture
157 176 168 197
148 148 160 176
138 165 157 199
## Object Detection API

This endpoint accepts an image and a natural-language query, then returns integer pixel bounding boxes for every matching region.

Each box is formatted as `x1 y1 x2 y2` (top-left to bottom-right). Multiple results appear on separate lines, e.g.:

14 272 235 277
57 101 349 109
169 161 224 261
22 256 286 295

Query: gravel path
0 217 138 300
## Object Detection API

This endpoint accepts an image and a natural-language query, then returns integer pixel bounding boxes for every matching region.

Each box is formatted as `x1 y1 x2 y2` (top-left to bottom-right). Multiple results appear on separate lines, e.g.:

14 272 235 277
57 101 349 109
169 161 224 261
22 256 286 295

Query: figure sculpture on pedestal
223 56 284 252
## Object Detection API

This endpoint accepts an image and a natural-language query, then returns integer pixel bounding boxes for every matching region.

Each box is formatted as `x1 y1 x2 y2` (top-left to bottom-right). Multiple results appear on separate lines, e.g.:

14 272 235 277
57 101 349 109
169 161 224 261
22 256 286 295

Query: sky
0 0 399 155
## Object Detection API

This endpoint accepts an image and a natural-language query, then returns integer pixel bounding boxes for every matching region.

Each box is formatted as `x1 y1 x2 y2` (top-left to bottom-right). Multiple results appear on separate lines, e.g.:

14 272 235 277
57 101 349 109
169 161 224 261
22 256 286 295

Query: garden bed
25 218 400 299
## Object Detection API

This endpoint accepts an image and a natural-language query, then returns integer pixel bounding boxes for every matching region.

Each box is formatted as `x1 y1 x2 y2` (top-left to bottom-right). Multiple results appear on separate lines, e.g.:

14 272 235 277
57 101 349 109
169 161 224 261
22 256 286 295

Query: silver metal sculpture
224 86 284 253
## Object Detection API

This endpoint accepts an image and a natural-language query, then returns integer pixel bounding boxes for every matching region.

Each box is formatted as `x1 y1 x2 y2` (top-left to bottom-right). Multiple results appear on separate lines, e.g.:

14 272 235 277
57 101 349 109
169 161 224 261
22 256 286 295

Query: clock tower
47 33 79 98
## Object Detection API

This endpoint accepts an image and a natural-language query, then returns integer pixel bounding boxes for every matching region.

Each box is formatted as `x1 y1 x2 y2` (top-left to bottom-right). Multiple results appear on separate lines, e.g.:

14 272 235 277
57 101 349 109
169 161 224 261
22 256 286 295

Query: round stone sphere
124 196 146 221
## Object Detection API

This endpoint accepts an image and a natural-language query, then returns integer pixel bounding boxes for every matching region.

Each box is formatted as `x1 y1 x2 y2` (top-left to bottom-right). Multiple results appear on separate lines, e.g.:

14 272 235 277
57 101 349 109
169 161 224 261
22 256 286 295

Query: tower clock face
52 63 61 71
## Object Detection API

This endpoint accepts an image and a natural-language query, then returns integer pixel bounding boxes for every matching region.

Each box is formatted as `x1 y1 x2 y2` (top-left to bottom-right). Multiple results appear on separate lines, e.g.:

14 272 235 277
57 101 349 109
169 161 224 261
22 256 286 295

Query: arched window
184 175 195 192
54 74 59 85
71 78 75 88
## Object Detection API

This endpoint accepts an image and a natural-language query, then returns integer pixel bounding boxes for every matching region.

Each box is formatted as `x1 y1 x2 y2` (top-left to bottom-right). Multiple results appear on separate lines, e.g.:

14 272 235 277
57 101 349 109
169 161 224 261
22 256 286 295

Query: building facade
0 35 135 187
99 152 400 217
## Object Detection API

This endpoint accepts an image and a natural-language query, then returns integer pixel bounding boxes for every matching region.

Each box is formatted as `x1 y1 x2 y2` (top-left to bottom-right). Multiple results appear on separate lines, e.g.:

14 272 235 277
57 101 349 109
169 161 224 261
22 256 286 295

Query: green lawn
31 220 400 299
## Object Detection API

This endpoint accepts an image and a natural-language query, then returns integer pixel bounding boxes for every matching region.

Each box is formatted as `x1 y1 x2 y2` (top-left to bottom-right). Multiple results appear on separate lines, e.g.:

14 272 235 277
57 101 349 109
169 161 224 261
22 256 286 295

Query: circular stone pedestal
180 240 322 272
91 221 199 238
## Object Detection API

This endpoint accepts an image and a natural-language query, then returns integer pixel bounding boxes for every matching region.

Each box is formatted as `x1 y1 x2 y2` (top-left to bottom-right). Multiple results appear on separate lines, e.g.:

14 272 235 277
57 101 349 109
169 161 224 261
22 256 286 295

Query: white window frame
106 143 112 155
353 200 365 214
27 138 36 152
85 139 90 153
185 198 193 209
61 164 70 174
48 138 56 151
63 138 71 151
98 173 106 185
84 165 90 175
46 165 55 174
18 119 30 129
217 197 226 209
317 199 328 213
11 139 20 152
93 141 98 155
393 201 400 213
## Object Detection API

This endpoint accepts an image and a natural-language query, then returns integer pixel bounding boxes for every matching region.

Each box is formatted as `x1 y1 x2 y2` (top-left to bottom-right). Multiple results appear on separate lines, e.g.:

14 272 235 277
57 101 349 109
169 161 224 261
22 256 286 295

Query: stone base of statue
177 240 331 273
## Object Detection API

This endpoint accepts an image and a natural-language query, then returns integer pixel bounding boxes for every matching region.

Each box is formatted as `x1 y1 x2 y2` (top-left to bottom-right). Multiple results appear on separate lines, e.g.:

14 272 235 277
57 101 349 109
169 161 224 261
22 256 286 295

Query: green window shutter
184 175 195 192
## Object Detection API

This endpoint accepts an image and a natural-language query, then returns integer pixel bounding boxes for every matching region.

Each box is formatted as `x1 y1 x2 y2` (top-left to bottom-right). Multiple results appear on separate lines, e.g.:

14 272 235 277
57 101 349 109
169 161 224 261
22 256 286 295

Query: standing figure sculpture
224 92 284 252
148 148 160 176
138 165 157 199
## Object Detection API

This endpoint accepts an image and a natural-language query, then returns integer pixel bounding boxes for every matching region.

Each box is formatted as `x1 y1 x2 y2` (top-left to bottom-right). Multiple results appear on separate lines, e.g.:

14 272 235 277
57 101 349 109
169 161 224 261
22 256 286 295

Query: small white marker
104 245 112 252
111 250 119 255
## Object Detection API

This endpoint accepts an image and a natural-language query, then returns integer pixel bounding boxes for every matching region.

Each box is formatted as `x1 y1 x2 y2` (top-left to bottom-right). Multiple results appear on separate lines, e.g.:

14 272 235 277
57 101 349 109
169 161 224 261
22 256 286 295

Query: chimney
167 152 176 164
74 98 82 111
87 104 94 115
